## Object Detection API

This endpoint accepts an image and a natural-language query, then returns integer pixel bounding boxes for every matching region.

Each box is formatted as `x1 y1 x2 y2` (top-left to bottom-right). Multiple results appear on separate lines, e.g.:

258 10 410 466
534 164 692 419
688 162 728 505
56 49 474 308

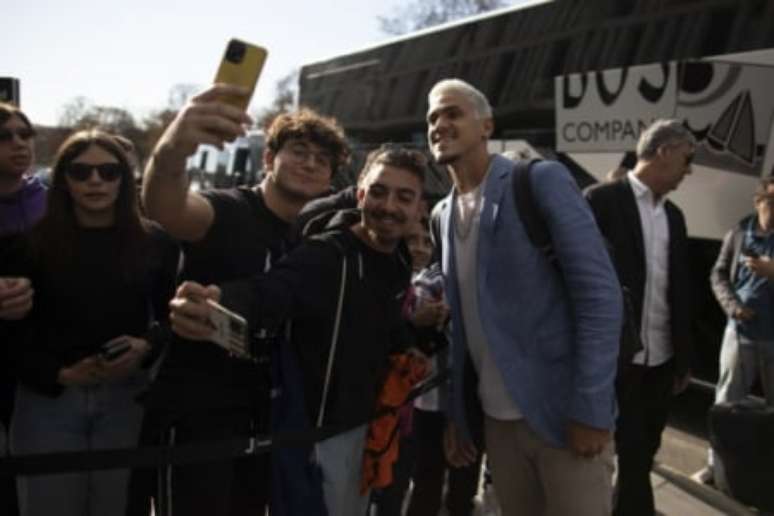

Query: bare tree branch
378 0 506 35
255 69 299 130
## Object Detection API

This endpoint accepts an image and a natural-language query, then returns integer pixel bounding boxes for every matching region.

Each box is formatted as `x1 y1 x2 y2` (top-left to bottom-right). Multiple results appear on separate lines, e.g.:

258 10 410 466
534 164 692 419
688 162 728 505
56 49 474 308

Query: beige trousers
485 416 614 516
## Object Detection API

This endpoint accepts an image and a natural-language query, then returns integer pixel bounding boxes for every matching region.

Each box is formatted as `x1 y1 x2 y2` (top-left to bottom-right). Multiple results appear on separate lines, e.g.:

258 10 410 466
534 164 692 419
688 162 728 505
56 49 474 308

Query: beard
434 152 460 166
430 136 466 166
431 144 461 166
361 209 407 247
369 209 406 226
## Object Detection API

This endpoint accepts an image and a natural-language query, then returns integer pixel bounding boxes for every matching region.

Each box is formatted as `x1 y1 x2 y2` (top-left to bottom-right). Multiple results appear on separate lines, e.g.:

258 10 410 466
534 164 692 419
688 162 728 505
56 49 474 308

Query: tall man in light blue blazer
427 78 622 516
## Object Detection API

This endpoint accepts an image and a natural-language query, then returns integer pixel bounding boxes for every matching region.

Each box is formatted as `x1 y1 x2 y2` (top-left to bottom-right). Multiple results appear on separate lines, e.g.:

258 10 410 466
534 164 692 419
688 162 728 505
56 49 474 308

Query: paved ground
464 386 762 516
651 471 728 516
657 387 714 477
466 471 734 516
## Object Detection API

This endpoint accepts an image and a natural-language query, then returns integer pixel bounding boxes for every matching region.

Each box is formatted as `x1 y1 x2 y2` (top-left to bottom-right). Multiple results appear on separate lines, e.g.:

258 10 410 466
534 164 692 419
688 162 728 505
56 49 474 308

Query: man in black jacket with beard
170 145 426 516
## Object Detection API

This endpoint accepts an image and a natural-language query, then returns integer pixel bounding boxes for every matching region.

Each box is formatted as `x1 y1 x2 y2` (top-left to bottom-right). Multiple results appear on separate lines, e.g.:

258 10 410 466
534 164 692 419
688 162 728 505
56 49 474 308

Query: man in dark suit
585 118 695 516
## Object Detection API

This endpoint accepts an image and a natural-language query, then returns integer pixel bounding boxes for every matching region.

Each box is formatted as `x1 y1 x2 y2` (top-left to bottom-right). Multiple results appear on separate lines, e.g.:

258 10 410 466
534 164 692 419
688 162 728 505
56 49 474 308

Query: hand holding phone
206 299 250 359
146 40 262 164
213 39 268 111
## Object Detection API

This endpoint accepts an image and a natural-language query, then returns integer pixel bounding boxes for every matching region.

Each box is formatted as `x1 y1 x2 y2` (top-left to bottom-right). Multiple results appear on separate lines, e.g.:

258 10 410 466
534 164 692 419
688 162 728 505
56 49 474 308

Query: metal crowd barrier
0 370 448 477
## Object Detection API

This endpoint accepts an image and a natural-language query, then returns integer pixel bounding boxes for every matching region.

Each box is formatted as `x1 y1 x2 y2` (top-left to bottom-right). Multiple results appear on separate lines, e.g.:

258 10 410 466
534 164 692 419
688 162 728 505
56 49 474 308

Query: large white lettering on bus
556 63 677 152
557 60 774 177
561 119 653 145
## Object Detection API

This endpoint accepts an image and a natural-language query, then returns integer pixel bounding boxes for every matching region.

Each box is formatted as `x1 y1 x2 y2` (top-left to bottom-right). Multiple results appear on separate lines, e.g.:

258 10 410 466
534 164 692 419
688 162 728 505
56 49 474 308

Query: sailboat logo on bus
707 90 756 166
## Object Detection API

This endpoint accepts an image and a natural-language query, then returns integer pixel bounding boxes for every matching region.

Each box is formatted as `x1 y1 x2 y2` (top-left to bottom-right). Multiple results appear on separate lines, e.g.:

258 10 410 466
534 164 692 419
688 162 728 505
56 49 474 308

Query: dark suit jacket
584 177 693 377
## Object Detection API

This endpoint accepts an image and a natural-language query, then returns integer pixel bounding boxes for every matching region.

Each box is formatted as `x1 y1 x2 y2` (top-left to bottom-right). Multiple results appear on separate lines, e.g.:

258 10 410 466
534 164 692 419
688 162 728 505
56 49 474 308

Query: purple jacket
0 175 47 236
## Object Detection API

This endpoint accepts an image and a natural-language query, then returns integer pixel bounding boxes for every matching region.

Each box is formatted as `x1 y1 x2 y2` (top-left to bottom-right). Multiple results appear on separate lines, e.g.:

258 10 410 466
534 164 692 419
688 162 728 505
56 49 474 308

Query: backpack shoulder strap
511 159 553 259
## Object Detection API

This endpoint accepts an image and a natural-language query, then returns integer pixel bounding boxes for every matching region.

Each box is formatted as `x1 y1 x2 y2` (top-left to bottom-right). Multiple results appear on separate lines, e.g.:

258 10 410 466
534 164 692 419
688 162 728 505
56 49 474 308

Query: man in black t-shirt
169 146 427 516
140 83 349 516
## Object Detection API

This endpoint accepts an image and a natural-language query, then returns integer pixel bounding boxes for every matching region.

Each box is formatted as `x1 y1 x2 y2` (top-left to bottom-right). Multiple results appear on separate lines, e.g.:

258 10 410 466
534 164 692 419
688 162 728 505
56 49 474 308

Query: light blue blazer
438 155 622 447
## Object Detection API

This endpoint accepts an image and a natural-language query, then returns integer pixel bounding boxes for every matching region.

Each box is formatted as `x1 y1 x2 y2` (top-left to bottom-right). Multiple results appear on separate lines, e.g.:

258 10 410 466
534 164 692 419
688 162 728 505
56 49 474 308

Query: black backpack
512 159 643 370
708 399 774 511
512 159 642 368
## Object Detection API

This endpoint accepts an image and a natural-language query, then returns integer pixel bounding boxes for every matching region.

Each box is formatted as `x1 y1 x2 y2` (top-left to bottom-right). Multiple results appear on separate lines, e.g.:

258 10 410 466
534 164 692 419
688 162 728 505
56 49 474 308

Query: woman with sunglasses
6 129 178 516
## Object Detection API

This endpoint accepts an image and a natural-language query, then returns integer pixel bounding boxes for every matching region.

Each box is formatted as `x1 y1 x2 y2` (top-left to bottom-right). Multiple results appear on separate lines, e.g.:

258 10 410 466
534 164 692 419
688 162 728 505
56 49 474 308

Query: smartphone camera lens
225 40 246 64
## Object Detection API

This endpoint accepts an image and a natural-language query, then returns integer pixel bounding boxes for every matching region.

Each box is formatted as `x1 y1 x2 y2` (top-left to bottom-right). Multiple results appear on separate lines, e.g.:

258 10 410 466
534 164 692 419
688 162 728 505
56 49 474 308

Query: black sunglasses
65 162 125 182
0 127 36 143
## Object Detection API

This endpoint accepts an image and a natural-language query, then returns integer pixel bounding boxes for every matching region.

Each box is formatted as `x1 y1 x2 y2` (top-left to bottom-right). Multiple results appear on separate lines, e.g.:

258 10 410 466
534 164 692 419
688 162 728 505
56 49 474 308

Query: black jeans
152 407 270 516
613 360 675 516
406 409 481 516
1 375 18 516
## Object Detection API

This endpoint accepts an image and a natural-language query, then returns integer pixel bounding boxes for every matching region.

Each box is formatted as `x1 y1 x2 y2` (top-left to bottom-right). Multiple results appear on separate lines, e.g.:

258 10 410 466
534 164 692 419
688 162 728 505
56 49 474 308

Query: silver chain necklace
454 188 482 241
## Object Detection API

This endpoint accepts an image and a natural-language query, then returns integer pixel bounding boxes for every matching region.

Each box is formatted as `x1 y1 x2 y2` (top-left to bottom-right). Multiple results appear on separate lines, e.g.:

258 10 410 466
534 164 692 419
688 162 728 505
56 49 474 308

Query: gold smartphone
213 38 268 111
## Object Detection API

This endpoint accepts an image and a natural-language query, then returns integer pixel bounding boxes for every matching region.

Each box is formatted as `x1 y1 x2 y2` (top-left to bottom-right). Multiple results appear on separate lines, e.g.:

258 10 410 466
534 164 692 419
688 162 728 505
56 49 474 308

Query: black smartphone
743 248 760 259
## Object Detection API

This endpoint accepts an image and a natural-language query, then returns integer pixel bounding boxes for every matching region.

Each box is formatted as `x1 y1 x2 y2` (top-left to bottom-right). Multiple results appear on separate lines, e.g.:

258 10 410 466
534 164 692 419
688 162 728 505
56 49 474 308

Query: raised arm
142 84 252 242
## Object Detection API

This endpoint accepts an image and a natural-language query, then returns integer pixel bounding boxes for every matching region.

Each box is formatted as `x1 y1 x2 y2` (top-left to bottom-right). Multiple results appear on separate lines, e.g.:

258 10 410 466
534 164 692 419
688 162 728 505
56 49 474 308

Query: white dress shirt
628 172 673 366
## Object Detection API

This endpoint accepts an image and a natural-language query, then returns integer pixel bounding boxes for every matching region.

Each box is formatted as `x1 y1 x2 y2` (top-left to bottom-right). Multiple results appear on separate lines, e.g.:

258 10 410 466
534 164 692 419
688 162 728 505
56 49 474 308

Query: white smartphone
206 299 250 359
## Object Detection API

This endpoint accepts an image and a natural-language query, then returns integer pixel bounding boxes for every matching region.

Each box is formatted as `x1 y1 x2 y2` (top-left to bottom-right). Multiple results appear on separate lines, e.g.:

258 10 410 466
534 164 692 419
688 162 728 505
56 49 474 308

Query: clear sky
2 0 462 126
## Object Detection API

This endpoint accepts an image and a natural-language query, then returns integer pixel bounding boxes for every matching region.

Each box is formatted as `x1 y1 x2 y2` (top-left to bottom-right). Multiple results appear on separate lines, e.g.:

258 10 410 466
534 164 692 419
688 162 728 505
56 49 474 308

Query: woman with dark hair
0 102 43 323
1 102 44 516
0 102 45 237
7 129 178 516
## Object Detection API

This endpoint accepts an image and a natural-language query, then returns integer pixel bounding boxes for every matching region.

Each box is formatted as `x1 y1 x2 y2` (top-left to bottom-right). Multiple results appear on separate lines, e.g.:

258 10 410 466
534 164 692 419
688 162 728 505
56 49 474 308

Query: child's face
406 221 433 271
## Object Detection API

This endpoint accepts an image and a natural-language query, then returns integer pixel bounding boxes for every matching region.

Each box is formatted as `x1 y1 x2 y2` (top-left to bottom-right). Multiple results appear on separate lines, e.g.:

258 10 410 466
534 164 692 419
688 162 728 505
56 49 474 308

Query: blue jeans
11 373 146 516
715 325 774 406
316 424 370 516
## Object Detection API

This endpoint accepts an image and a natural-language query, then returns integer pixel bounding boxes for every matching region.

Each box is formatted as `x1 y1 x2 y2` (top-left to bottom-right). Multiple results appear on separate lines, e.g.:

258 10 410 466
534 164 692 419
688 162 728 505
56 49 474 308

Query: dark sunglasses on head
65 162 125 182
0 127 36 143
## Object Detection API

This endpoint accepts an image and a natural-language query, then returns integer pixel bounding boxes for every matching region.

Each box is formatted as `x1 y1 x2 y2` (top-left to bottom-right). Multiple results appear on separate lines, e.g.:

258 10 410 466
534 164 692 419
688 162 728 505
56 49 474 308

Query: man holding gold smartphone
141 82 349 516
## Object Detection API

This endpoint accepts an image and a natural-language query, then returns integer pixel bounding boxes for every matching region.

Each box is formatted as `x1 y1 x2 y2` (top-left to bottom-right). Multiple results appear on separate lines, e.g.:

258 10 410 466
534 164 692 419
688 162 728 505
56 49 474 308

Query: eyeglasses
65 162 124 182
0 127 36 143
286 143 333 170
